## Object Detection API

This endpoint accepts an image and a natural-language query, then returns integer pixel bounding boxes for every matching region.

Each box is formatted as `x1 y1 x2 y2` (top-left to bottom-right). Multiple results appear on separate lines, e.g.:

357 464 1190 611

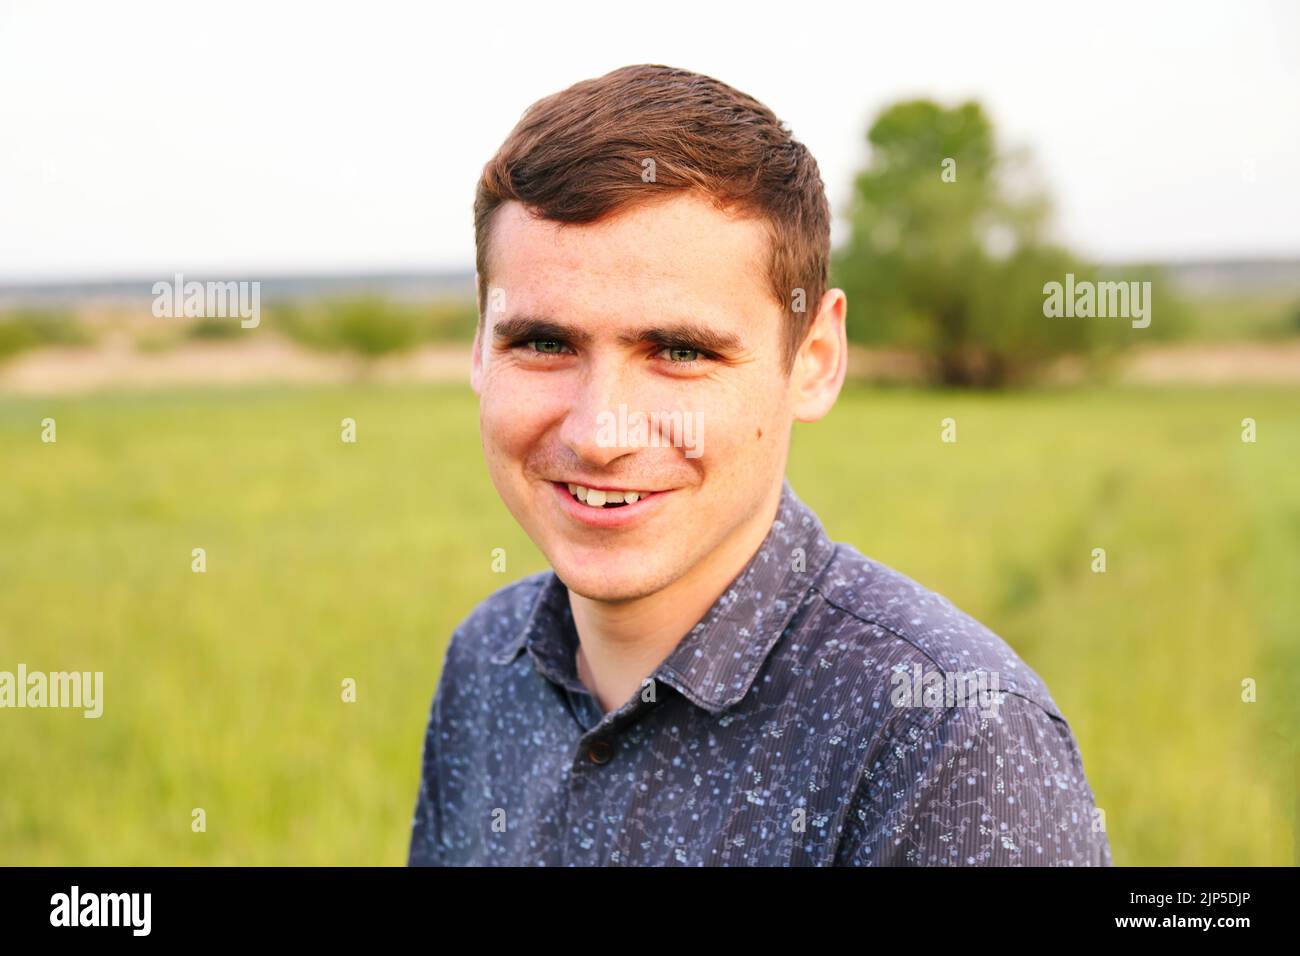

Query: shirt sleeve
407 662 449 867
833 691 1112 866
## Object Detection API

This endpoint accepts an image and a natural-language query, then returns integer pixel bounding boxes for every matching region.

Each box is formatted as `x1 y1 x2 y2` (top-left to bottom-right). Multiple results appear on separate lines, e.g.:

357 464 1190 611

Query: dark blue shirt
408 480 1112 866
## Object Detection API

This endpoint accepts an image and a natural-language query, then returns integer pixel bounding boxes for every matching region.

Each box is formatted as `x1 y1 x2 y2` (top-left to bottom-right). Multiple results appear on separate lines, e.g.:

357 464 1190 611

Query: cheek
479 369 562 461
696 376 785 458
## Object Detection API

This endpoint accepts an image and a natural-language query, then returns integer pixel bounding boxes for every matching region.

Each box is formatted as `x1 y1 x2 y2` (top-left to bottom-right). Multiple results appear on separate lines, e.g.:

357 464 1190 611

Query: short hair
473 64 831 372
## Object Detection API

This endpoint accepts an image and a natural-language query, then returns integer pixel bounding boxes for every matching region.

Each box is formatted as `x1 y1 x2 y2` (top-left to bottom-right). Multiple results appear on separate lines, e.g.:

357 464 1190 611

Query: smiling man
407 64 1111 866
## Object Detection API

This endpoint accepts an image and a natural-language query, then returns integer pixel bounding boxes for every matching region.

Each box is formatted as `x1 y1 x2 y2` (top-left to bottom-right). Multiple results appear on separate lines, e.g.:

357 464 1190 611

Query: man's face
471 192 808 602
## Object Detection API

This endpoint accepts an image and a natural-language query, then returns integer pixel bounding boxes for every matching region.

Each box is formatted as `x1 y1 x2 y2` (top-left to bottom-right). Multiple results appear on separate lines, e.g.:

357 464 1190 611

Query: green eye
666 347 700 362
530 340 564 354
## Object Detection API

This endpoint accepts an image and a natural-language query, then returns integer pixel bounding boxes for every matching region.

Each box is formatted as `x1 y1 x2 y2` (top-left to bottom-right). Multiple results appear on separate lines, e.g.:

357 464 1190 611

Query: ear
470 271 485 395
788 288 848 423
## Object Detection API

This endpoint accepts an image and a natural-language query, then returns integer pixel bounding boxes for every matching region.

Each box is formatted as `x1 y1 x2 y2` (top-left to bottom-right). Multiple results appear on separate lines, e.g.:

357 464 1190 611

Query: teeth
565 484 648 508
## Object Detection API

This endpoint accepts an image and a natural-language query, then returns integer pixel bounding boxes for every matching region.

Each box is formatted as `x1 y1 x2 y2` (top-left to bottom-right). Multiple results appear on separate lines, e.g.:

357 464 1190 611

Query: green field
1 383 1296 865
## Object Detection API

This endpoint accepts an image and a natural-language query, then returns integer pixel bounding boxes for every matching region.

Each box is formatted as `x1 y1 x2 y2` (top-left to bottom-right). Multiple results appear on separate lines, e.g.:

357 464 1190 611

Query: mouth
562 482 654 509
549 480 669 527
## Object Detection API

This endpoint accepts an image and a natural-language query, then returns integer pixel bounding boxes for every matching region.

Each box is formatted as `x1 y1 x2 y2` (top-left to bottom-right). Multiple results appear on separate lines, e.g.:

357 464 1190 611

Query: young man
408 64 1111 866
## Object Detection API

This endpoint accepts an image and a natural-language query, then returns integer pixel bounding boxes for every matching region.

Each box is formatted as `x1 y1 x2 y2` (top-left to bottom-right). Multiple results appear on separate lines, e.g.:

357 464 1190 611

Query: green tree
832 99 1164 387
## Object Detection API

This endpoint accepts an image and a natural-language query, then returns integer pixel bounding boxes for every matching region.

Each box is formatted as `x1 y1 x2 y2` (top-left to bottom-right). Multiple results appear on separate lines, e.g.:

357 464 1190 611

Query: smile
565 483 650 508
549 480 668 528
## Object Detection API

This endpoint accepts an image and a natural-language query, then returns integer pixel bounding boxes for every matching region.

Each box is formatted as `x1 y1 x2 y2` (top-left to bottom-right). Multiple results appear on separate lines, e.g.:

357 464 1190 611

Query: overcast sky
1 0 1297 281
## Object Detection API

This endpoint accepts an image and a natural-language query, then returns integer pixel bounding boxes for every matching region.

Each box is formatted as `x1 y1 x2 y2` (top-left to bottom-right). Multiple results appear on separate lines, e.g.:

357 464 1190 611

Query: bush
271 296 477 356
0 308 93 361
188 317 246 341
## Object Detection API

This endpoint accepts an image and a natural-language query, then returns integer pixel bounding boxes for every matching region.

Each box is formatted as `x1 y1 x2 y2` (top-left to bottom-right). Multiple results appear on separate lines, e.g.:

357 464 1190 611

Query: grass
1 382 1296 864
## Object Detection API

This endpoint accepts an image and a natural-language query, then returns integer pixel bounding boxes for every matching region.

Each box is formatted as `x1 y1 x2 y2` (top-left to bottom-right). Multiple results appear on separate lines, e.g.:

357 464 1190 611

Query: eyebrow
492 314 745 355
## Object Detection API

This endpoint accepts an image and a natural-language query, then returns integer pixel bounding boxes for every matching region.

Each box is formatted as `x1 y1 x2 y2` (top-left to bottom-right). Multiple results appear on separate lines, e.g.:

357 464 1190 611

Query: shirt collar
489 479 838 715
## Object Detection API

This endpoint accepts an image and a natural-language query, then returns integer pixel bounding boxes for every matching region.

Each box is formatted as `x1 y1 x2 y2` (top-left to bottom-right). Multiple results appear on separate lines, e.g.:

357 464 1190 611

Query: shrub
0 308 93 361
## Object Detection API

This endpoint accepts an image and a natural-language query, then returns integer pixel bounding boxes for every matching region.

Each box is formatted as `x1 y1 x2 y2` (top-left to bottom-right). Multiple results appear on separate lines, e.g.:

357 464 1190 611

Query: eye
525 339 569 355
657 345 711 365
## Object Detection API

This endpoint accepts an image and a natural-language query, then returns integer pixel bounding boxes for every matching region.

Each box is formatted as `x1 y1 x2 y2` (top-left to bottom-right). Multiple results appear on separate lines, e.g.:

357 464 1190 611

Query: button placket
571 681 661 772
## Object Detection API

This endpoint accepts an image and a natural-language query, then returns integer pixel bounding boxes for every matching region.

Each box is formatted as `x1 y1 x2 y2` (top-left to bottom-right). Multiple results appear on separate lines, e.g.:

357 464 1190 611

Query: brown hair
473 64 830 372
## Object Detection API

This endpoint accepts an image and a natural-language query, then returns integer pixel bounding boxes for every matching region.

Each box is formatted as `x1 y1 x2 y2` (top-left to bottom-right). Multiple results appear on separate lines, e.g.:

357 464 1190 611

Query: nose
558 353 640 469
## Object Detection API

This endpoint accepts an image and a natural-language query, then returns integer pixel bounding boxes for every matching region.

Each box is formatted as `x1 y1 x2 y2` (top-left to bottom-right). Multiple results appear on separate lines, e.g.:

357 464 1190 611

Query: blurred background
1 0 1297 865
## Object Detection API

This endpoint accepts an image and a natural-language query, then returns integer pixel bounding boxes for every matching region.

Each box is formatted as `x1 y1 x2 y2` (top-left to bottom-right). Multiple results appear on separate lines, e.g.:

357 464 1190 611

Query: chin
561 576 646 603
548 546 680 603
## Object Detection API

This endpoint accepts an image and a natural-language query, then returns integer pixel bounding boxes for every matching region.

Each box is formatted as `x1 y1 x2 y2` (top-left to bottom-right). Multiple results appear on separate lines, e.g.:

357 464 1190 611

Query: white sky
1 0 1297 281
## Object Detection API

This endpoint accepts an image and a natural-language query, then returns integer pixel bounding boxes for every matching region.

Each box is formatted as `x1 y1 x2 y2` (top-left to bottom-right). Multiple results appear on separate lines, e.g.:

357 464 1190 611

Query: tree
832 100 1137 387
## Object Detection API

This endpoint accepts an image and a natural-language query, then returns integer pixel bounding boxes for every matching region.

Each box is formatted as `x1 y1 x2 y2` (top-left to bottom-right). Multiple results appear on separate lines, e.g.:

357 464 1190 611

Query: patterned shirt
408 479 1112 866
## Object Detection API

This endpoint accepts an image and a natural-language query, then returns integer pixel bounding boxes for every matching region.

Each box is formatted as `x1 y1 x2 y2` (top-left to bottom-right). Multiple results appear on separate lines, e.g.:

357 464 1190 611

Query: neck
569 479 785 713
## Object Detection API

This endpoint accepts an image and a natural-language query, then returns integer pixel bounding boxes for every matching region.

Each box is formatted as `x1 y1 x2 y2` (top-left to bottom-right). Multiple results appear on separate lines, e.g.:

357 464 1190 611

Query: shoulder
808 541 1064 721
837 686 1111 865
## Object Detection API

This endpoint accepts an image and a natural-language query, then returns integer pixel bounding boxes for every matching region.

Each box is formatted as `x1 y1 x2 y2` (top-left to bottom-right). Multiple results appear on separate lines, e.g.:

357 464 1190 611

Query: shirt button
586 739 613 764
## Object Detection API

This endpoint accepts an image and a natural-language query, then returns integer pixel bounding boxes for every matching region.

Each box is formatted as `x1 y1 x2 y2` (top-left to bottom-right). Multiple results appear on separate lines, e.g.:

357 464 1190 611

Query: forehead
486 193 774 319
